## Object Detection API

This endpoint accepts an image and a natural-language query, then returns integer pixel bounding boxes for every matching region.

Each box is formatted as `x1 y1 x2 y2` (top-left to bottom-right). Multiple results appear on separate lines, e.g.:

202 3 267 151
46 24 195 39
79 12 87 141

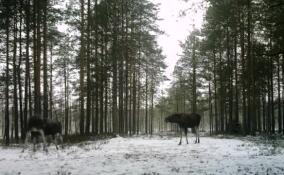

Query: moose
24 116 63 152
165 113 201 145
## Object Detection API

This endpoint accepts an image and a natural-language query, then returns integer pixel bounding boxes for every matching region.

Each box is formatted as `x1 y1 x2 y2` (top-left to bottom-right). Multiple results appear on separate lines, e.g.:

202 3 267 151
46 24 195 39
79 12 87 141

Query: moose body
43 119 63 148
165 113 201 145
24 116 63 151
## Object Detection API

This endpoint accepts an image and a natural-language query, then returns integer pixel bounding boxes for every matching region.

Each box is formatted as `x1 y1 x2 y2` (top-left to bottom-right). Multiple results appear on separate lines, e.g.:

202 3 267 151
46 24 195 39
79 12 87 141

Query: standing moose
24 116 63 152
165 113 201 145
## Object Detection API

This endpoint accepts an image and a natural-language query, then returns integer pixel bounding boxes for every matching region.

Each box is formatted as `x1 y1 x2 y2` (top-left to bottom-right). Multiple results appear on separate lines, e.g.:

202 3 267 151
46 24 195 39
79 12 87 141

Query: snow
0 136 284 175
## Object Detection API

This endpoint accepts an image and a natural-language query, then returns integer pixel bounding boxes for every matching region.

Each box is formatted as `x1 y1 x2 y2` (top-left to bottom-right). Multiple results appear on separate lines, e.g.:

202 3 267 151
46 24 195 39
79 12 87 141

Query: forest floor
0 135 284 175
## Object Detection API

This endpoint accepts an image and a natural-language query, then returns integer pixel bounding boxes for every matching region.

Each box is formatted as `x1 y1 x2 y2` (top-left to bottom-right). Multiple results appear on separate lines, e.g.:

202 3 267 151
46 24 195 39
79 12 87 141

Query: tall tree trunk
262 93 266 132
234 33 239 124
269 39 275 133
145 68 148 134
91 90 95 133
270 55 275 134
150 77 154 135
209 81 213 135
257 94 261 131
132 71 137 134
192 36 197 114
247 0 256 134
219 50 225 132
94 0 99 134
100 80 104 134
85 0 91 134
34 0 42 116
226 26 233 132
277 55 282 133
79 0 85 134
240 11 247 134
5 4 10 145
112 0 118 134
24 0 31 138
124 60 129 135
43 0 48 119
213 50 218 133
18 0 24 141
103 35 108 133
49 43 53 119
64 59 69 136
267 73 272 133
118 59 124 134
124 0 129 134
104 78 108 133
99 34 105 134
13 12 19 142
282 54 284 134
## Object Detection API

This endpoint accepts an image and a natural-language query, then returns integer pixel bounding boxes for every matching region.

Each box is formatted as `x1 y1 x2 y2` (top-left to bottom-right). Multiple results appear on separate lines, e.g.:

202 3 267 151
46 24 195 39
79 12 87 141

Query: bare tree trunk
34 0 42 116
192 36 197 114
277 55 282 133
262 93 266 132
49 43 53 119
94 0 99 134
150 77 154 135
100 66 104 134
112 0 118 134
5 4 10 145
226 27 233 132
13 12 19 142
43 0 48 120
269 39 275 134
64 59 69 136
234 34 239 124
18 0 24 141
145 67 148 134
24 0 31 138
132 71 137 134
267 73 272 133
209 81 213 135
79 0 85 134
213 50 218 133
104 78 108 133
85 0 91 134
219 50 225 132
282 54 284 134
240 11 247 133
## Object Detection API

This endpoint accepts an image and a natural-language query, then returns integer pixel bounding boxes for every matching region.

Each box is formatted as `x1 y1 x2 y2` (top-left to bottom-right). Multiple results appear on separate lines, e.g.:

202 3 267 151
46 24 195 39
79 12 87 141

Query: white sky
151 0 206 91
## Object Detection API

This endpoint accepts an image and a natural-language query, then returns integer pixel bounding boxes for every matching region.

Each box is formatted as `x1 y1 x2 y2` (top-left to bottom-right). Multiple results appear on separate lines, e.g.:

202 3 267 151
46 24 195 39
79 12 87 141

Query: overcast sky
151 0 206 91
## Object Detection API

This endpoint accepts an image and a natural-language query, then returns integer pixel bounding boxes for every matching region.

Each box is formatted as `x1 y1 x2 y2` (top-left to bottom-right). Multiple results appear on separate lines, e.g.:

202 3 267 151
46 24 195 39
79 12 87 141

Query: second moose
165 113 201 145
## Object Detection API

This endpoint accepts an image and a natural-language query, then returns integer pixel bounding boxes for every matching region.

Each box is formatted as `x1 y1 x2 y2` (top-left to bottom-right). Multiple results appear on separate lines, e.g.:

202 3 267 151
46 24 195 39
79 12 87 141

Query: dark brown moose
24 116 63 152
165 113 201 145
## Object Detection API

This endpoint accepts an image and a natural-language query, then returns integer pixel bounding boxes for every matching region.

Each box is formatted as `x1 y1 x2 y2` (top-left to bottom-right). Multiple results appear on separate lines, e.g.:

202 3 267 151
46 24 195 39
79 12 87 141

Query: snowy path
0 136 284 175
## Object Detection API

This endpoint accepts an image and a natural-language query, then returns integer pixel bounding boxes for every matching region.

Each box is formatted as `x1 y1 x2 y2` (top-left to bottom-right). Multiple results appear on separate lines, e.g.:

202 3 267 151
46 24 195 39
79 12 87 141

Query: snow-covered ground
0 136 284 175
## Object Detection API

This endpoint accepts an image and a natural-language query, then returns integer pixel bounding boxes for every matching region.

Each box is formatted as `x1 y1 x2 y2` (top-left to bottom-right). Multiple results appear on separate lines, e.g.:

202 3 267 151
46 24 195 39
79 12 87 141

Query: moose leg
197 127 200 143
179 128 182 145
54 135 58 150
184 128 188 144
54 133 63 150
194 127 198 144
32 136 37 152
58 134 64 149
39 129 47 152
22 130 31 152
